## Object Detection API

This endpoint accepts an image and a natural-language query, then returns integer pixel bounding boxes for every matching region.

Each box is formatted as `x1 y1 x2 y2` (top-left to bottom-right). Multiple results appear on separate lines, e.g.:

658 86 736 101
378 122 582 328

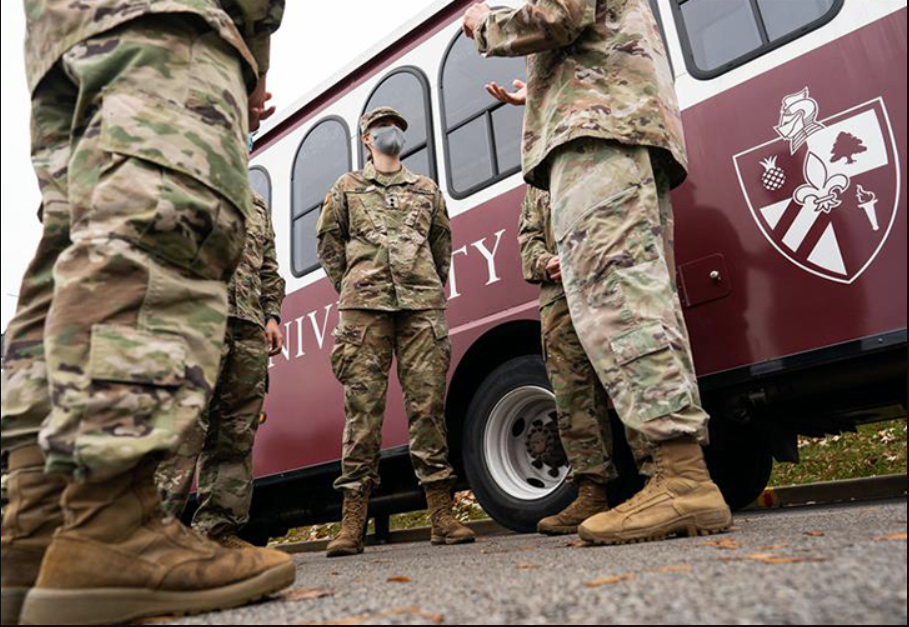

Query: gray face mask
370 126 407 158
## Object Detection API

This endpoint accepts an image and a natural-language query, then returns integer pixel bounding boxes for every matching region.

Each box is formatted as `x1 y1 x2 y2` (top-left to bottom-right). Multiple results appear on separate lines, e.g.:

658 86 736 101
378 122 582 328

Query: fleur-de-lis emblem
794 152 850 214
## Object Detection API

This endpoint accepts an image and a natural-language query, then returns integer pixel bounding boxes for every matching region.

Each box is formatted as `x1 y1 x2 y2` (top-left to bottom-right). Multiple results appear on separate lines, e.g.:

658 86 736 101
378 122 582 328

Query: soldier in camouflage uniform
156 192 285 549
318 107 475 558
0 2 294 625
465 0 732 545
520 187 653 535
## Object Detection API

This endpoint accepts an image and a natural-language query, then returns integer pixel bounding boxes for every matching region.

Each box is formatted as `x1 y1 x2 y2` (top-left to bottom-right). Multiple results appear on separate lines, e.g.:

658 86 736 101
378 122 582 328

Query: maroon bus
237 0 907 542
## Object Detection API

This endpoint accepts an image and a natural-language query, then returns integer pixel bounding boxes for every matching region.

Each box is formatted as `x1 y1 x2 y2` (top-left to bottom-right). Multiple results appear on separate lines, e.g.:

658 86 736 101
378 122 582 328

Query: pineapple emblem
760 156 787 191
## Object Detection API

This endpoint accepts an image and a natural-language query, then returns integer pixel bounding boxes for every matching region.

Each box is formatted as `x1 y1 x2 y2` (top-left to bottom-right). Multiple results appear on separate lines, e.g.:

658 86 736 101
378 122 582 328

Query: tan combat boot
1 445 65 626
579 437 733 546
537 478 609 536
425 485 476 546
326 489 370 559
18 458 295 626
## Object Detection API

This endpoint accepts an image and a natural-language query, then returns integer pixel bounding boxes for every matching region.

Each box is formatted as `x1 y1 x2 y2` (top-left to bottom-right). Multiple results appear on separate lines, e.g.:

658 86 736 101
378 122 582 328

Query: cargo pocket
403 192 435 246
610 321 693 424
89 325 187 388
347 193 385 246
95 91 249 281
330 323 367 384
429 314 452 372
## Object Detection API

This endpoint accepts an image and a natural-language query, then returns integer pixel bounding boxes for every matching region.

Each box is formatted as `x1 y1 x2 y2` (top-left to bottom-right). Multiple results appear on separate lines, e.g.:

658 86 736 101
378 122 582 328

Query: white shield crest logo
734 88 901 284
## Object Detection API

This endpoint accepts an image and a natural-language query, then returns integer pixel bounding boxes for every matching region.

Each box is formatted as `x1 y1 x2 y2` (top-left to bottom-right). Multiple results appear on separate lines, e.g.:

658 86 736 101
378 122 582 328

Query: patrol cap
360 106 409 135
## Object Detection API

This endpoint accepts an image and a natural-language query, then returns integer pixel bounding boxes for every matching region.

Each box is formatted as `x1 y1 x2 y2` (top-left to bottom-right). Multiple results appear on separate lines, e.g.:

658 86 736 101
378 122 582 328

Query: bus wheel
706 437 774 511
462 356 575 533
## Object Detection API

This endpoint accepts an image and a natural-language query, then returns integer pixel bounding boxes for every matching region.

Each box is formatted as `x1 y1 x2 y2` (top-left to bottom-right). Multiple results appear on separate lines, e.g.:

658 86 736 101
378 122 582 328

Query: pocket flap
431 316 450 341
610 322 671 367
98 92 249 216
333 324 367 347
89 325 187 387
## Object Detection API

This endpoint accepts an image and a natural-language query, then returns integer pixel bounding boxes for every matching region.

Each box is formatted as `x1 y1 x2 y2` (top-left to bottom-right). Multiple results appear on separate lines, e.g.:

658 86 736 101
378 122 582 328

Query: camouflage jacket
518 187 565 309
24 0 285 94
230 193 285 328
317 163 452 312
475 0 688 190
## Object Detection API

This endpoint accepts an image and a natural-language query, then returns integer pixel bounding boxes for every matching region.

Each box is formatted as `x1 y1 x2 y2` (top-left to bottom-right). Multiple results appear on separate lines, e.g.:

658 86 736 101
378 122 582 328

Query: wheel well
445 320 542 475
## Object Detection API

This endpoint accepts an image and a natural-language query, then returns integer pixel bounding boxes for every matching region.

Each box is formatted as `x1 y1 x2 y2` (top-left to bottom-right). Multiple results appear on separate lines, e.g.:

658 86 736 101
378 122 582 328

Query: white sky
0 1 438 332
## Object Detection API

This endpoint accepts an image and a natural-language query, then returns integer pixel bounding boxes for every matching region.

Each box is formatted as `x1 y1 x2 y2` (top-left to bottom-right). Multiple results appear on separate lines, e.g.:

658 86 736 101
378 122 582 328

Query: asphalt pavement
161 499 908 625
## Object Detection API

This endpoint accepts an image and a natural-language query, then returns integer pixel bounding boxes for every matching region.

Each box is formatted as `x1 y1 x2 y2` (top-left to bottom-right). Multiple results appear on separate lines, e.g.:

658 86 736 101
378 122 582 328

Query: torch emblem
856 186 880 232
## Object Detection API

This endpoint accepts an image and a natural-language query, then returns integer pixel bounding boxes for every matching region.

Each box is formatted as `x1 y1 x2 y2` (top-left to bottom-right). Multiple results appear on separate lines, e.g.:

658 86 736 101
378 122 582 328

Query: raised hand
485 80 528 107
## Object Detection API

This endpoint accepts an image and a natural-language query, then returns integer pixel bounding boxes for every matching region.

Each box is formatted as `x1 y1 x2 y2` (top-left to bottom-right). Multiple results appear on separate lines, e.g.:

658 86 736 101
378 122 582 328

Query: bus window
359 68 437 181
672 0 843 79
249 166 272 210
291 117 352 278
440 30 526 199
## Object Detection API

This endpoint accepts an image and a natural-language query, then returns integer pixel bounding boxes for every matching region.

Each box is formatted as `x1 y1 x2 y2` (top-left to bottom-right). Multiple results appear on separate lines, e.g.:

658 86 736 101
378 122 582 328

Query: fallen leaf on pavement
721 553 828 565
516 564 541 570
586 574 636 588
876 533 908 542
805 531 826 538
652 565 693 574
300 606 444 625
283 588 335 603
701 538 740 551
387 576 413 584
759 545 791 551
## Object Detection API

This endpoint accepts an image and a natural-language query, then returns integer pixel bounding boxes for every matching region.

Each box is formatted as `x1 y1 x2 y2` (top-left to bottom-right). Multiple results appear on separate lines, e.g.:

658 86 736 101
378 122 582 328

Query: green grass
770 419 907 487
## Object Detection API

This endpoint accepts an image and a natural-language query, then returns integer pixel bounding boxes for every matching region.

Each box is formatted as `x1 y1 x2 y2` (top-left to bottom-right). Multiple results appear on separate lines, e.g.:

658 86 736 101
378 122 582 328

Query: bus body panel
675 8 907 377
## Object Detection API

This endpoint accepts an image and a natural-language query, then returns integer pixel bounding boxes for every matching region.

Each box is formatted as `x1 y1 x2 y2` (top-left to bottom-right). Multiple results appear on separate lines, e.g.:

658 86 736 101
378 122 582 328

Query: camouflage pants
331 310 455 494
549 139 709 444
0 16 250 482
541 297 652 485
156 318 267 538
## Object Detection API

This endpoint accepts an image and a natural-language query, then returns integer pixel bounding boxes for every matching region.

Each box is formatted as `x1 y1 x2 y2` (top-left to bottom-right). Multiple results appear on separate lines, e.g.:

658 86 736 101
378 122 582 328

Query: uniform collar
363 161 419 187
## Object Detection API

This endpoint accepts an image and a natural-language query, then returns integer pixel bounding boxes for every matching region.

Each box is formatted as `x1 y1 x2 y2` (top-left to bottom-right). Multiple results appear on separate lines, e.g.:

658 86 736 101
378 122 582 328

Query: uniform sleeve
316 185 350 295
430 191 453 286
220 0 286 75
259 209 286 323
518 191 556 285
475 0 597 58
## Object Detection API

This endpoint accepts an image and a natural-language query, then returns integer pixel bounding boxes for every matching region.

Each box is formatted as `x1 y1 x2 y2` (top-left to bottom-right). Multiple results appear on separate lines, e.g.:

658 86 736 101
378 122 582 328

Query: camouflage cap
360 107 409 135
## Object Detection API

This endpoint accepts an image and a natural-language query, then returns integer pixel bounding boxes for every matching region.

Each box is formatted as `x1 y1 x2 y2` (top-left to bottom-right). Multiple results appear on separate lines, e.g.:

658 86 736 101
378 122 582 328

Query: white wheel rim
483 385 570 501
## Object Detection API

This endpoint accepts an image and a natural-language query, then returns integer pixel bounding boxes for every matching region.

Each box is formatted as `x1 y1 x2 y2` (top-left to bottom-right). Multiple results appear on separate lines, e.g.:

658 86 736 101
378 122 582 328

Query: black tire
462 356 575 533
706 439 774 511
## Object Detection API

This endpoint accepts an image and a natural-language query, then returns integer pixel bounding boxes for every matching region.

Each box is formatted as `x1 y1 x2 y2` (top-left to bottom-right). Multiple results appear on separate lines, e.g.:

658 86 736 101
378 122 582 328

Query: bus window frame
357 66 439 183
438 29 525 201
290 115 352 279
670 0 845 80
249 165 273 211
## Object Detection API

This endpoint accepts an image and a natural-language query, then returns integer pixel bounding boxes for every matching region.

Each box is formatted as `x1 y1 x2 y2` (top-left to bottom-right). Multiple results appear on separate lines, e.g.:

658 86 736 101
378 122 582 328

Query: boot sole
1 588 29 625
18 561 296 626
537 524 580 536
579 509 733 547
326 547 364 559
431 536 477 546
